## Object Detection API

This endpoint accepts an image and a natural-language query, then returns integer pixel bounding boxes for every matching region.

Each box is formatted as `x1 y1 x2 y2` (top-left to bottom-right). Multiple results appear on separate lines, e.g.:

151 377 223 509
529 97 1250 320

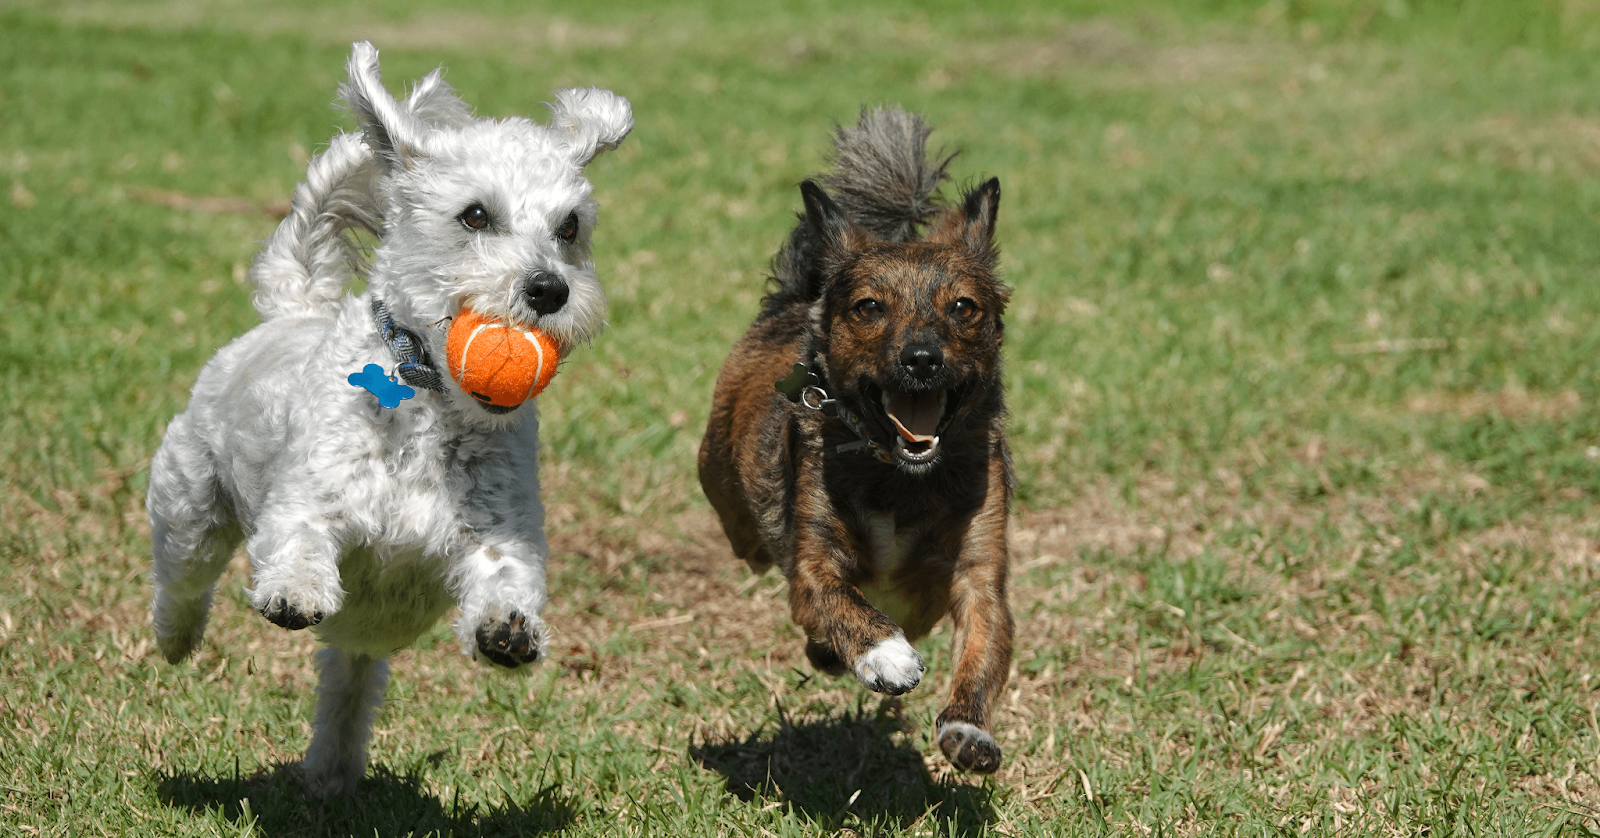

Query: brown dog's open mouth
882 389 947 464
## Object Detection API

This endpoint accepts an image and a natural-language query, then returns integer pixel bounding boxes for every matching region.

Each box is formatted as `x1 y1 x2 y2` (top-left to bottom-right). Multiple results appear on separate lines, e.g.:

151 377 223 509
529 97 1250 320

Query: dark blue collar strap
370 297 446 393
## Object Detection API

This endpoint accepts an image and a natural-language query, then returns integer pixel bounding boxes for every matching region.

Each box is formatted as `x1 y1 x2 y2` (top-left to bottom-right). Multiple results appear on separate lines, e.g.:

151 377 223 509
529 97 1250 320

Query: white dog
146 42 631 794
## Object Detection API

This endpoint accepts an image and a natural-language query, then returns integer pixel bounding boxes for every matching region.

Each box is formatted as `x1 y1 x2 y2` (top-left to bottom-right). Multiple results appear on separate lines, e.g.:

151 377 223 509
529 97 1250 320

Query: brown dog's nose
900 343 944 380
524 271 569 315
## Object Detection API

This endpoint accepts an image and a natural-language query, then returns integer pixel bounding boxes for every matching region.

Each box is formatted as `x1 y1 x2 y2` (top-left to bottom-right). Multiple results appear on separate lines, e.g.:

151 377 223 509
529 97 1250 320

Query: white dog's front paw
249 573 343 631
853 634 924 695
472 609 547 669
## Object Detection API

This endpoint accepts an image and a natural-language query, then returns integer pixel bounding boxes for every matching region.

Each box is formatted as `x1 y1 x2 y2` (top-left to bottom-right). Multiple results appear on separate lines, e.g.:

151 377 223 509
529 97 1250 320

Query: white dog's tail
248 132 382 321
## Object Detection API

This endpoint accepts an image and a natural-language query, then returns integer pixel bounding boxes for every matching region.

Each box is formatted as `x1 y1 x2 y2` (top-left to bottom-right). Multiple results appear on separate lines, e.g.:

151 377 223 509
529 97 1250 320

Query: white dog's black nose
524 271 569 315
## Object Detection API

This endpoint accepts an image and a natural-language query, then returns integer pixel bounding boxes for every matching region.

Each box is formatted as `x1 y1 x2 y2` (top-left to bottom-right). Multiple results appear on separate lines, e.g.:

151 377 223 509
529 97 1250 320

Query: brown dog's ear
793 180 871 302
932 177 1000 265
800 180 857 259
777 181 870 304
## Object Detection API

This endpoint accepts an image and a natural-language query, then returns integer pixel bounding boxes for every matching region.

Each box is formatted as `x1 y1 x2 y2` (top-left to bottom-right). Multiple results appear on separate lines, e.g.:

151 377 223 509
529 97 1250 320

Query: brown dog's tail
820 106 953 242
767 107 954 310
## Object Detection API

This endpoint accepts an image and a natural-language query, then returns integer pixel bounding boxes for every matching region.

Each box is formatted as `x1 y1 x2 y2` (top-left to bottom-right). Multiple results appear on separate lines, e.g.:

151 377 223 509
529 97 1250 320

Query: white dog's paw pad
474 610 545 669
937 721 1003 774
248 573 343 631
853 635 924 695
256 594 324 631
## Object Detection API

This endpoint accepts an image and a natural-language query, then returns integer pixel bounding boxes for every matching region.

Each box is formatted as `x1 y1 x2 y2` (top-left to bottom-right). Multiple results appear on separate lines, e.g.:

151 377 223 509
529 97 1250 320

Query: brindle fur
698 107 1014 773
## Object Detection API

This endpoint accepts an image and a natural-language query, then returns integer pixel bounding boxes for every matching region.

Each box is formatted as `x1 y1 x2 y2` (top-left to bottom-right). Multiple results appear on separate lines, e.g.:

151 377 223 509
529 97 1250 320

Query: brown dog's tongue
886 392 941 443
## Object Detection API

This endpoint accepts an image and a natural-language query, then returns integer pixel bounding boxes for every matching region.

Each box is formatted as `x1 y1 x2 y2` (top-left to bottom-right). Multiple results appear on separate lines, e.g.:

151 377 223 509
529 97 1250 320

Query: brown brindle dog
698 107 1014 773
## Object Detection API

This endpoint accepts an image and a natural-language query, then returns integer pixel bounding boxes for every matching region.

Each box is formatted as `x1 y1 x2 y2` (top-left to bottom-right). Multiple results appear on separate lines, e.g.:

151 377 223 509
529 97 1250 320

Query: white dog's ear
547 88 633 166
341 42 431 170
402 68 472 130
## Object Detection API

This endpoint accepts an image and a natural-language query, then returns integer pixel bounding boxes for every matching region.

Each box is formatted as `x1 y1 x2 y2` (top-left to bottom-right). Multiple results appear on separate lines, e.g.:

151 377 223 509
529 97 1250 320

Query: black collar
774 360 893 464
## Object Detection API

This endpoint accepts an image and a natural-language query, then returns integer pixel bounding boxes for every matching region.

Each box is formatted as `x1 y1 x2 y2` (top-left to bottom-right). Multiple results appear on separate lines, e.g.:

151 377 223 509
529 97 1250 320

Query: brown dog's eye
852 299 884 320
951 298 979 320
555 211 579 244
459 204 490 230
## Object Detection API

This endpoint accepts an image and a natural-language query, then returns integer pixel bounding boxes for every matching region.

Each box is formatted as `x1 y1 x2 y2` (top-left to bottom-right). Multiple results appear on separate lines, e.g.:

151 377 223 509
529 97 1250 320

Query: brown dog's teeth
885 391 943 442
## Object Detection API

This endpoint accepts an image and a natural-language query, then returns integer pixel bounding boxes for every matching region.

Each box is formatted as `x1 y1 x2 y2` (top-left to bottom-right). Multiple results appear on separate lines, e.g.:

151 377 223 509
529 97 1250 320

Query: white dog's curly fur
146 42 631 795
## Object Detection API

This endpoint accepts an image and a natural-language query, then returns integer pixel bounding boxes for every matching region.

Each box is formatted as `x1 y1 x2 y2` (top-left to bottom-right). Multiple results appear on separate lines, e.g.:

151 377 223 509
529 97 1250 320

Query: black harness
774 361 894 464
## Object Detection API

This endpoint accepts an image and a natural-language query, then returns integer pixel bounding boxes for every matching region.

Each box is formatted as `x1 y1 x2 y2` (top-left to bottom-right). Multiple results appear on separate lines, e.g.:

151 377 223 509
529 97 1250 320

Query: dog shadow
690 697 996 835
155 760 575 837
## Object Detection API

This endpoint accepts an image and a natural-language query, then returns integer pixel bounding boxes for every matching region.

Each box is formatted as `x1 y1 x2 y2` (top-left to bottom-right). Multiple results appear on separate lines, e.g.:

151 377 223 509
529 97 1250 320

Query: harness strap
773 362 894 464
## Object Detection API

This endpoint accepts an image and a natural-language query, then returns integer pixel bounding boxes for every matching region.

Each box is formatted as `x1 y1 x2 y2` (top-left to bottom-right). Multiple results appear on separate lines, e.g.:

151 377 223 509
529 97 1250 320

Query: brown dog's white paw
853 634 924 695
937 721 1002 773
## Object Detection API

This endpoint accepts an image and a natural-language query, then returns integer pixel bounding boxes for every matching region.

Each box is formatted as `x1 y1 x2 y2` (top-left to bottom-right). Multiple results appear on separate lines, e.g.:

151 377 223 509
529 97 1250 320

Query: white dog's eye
555 211 579 244
459 204 490 231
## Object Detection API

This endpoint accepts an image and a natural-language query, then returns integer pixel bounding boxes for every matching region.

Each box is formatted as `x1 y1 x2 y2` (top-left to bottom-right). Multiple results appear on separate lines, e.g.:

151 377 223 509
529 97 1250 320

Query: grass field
6 0 1600 834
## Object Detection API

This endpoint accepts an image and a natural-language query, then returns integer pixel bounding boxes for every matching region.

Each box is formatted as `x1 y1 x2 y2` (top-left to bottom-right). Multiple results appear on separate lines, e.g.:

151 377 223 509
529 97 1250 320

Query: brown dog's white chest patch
858 510 917 627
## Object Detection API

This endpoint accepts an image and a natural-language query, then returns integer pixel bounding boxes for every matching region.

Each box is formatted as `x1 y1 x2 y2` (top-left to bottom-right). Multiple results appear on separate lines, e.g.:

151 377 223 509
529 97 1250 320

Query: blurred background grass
5 0 1600 522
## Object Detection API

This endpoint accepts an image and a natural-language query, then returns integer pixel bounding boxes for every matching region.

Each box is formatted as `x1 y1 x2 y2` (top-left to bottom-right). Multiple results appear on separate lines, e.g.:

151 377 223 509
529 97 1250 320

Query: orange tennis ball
445 308 561 409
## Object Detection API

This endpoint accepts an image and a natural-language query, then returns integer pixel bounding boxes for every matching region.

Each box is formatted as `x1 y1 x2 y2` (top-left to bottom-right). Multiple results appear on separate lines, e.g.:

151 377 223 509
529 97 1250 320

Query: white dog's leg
450 543 549 669
299 646 389 796
148 418 242 663
151 525 238 663
244 508 345 630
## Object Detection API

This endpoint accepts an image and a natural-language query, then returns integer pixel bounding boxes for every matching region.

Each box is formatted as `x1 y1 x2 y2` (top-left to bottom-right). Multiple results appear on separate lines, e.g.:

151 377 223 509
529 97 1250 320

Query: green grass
6 0 1600 834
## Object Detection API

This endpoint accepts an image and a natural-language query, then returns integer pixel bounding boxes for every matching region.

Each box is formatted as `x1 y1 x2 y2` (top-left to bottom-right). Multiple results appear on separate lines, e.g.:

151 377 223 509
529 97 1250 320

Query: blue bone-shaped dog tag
348 363 415 408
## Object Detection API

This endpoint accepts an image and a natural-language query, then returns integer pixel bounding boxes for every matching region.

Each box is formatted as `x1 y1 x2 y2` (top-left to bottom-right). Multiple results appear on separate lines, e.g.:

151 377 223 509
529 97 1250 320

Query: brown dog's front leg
934 461 1014 773
788 524 926 695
